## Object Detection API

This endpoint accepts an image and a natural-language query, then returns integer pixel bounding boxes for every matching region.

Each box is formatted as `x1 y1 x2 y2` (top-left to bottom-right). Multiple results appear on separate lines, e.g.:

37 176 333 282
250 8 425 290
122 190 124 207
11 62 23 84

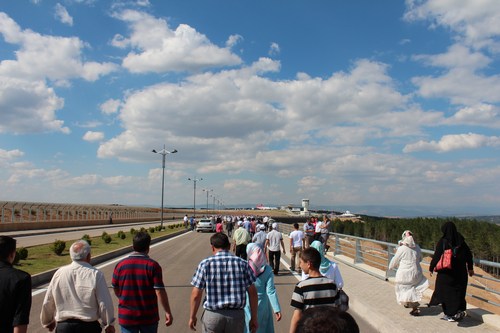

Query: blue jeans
120 323 158 333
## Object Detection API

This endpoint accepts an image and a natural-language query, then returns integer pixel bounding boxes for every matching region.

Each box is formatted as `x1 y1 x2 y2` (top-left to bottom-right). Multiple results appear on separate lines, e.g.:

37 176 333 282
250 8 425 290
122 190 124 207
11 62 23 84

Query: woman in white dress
389 230 429 316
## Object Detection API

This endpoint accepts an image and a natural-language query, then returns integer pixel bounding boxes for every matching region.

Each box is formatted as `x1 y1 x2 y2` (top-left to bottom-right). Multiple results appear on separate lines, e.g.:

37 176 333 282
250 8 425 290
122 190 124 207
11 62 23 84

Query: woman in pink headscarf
389 230 429 316
244 243 282 333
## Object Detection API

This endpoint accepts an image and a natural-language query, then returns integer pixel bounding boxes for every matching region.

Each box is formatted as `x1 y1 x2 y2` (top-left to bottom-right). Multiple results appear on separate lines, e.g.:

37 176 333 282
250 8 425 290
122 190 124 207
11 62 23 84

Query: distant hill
458 216 500 224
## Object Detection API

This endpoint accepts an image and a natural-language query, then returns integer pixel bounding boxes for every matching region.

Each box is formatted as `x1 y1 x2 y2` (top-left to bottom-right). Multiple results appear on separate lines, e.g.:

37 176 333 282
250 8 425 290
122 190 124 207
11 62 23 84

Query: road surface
28 230 376 332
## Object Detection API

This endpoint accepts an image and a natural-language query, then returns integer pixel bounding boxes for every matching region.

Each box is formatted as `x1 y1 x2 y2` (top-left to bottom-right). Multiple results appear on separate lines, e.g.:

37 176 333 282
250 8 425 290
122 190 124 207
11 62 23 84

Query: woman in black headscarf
429 221 474 322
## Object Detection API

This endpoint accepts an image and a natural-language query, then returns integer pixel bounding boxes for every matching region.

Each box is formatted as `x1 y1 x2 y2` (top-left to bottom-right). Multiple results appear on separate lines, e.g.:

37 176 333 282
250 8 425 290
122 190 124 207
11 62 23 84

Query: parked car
196 218 215 232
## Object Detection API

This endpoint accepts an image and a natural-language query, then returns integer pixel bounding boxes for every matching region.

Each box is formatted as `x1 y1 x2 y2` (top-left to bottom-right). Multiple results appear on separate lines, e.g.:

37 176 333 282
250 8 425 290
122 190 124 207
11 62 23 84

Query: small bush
130 228 136 235
149 227 155 233
155 225 162 231
81 234 92 246
17 247 28 260
103 234 112 244
140 227 147 233
51 240 66 256
101 231 109 240
117 230 126 239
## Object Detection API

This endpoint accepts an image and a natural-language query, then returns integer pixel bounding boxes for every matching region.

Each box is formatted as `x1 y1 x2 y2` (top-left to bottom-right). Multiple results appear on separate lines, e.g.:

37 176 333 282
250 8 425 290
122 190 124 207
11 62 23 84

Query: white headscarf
400 230 416 248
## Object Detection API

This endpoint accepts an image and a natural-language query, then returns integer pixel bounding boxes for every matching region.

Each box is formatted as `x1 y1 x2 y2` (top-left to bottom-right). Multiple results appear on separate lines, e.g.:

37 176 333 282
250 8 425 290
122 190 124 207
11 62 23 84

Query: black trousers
235 244 247 260
56 320 101 333
268 250 281 274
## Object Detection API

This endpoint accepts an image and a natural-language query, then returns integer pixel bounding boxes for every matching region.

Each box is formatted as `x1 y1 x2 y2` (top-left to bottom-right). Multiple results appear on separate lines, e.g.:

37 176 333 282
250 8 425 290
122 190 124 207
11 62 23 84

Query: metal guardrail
278 223 500 312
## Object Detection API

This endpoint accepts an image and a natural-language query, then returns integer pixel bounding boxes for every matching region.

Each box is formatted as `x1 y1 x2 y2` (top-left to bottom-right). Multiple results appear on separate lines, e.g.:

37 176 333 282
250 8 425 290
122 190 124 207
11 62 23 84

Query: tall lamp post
152 145 177 229
211 194 216 211
203 189 213 212
188 177 203 218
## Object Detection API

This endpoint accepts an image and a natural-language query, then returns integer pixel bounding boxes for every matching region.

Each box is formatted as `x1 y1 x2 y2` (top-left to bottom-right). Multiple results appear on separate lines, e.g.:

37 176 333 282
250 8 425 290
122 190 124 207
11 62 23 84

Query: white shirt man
289 223 305 273
265 223 286 275
41 240 115 333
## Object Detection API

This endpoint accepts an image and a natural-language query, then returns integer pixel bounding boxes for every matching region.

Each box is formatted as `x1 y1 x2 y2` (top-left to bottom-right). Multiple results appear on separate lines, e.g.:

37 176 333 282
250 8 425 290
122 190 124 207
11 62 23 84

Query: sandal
409 309 420 316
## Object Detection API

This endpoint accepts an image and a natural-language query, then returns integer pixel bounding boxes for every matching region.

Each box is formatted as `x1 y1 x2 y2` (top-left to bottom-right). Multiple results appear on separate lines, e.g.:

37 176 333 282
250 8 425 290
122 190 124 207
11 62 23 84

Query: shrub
81 234 92 246
16 247 28 261
155 225 161 231
149 227 155 233
140 227 147 233
51 240 66 256
130 228 136 235
103 234 112 244
101 231 109 240
117 230 126 239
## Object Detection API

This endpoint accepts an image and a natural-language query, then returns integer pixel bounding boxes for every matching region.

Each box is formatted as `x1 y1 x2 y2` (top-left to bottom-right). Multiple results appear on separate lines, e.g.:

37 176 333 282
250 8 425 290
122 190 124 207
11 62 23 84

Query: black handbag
335 289 349 311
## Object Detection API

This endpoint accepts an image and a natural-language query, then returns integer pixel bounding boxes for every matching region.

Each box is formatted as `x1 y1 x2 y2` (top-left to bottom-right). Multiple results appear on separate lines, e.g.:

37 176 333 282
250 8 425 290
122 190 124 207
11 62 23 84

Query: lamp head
152 149 157 153
171 149 178 153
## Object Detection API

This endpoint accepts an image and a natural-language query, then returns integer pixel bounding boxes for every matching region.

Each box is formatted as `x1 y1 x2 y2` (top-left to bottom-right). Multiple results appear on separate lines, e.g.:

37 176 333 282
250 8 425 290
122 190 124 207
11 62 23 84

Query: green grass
15 224 184 275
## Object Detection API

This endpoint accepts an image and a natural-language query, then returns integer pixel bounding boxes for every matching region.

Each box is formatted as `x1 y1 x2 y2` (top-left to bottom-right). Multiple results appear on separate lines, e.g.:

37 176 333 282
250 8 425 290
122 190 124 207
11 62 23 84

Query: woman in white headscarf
244 243 281 333
389 230 429 316
301 240 344 289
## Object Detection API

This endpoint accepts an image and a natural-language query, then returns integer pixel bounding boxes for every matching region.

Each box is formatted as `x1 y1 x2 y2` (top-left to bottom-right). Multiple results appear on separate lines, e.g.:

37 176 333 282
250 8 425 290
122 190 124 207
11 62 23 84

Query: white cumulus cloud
403 133 500 153
100 98 122 115
111 10 242 73
404 0 500 51
0 12 118 134
83 131 105 142
0 76 69 134
0 148 24 160
54 4 73 26
269 42 280 56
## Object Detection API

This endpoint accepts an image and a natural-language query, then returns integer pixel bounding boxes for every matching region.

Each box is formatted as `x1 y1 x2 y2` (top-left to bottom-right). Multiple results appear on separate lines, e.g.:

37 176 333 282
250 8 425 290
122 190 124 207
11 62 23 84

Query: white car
196 218 215 232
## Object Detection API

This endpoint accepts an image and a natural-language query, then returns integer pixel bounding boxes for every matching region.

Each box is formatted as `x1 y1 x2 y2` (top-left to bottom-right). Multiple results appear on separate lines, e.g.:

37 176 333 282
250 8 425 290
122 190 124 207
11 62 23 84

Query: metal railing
279 223 500 313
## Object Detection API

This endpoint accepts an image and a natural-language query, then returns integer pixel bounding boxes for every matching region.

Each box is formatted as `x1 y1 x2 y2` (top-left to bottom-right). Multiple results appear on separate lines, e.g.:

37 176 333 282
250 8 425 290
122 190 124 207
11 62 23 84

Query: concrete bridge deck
5 224 500 332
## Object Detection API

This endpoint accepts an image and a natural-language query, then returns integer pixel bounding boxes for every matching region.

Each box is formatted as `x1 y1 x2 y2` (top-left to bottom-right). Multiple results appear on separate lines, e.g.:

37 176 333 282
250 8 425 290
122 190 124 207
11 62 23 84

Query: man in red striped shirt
112 232 173 333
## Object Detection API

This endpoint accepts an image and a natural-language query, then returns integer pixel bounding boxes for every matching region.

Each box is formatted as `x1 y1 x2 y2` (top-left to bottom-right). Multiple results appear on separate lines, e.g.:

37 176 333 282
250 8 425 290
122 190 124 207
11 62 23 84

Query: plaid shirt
191 250 256 310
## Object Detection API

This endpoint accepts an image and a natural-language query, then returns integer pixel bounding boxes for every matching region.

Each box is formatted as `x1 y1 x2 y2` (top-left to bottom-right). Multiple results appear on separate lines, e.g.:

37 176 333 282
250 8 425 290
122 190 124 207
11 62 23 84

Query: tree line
330 216 500 264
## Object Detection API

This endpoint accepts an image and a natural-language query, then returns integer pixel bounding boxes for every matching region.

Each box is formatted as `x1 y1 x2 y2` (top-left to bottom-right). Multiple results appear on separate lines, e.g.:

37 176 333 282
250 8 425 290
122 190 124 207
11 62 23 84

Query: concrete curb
31 229 189 287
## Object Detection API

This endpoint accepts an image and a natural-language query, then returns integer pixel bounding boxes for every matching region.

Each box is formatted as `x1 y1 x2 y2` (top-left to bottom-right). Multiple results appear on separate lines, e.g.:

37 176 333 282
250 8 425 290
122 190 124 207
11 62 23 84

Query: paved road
10 221 173 247
28 231 375 333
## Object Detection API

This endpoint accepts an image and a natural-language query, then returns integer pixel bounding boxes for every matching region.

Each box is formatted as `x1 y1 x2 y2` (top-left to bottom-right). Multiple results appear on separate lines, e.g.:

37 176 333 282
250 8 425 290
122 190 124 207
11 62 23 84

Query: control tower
301 199 310 215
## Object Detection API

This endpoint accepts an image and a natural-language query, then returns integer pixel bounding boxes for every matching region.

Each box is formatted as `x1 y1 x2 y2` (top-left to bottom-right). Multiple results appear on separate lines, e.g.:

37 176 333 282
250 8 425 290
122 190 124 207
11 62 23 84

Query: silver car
196 218 215 232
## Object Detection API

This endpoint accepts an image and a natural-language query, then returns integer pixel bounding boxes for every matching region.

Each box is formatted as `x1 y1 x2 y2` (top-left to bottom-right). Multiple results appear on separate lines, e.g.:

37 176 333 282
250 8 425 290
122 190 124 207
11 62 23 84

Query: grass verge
15 224 185 275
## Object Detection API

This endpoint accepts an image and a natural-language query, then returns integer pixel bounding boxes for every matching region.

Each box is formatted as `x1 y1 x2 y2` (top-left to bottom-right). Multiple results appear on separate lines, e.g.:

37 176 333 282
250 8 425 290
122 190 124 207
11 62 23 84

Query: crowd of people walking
0 218 477 333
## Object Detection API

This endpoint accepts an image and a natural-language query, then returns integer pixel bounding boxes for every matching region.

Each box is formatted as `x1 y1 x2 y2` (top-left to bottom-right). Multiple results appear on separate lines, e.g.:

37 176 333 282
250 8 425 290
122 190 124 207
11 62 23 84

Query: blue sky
1 0 500 215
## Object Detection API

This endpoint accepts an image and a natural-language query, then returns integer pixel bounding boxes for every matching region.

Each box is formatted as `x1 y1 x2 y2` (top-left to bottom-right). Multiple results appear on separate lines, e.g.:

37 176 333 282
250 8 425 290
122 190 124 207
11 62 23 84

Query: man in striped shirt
189 233 258 332
289 247 338 333
112 232 173 333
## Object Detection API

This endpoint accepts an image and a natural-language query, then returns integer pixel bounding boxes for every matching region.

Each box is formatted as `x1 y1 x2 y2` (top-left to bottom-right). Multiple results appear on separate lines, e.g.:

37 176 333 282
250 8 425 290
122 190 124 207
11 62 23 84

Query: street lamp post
203 189 213 212
152 145 177 229
211 194 216 211
188 177 203 218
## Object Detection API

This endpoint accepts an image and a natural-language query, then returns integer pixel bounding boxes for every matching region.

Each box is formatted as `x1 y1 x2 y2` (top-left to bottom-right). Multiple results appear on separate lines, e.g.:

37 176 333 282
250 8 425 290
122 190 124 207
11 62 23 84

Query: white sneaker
453 311 466 321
